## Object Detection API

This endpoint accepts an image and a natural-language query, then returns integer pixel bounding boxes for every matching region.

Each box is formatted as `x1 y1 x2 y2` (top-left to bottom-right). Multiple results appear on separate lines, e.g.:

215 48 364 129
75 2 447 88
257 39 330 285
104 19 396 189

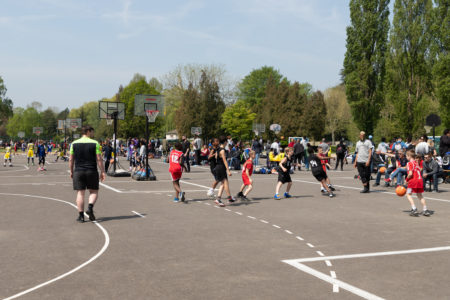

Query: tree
221 100 256 140
0 76 13 127
237 66 284 110
302 91 327 141
175 70 226 140
342 0 390 134
385 0 434 136
432 0 450 128
41 108 57 138
324 85 353 143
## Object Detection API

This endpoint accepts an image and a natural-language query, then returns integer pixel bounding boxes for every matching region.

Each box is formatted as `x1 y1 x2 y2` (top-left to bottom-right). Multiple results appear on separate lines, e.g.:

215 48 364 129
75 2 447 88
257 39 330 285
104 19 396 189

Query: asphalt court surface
1 155 449 299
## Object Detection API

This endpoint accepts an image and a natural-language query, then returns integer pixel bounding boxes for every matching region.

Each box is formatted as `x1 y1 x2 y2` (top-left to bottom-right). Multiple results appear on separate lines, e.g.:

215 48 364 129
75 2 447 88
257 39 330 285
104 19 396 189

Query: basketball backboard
99 101 125 120
66 118 82 130
33 127 43 135
134 94 164 117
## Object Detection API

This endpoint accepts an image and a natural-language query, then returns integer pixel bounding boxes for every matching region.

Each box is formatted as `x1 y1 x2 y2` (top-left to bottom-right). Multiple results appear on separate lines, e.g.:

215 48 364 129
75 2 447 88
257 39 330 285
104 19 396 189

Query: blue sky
1 0 350 110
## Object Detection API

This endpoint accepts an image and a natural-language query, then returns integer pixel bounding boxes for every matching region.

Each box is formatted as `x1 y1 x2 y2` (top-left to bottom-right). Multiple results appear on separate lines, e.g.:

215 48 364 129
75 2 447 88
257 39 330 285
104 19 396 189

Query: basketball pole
145 114 149 179
112 111 118 174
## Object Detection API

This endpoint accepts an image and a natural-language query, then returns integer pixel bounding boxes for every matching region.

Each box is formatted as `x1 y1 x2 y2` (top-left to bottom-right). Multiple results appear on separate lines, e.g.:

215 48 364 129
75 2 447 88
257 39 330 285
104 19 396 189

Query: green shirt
70 136 101 171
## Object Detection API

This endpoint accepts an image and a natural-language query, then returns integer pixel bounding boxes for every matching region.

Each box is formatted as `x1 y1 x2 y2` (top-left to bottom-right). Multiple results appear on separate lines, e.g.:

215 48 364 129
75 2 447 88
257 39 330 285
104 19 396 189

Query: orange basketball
396 185 407 197
379 167 386 174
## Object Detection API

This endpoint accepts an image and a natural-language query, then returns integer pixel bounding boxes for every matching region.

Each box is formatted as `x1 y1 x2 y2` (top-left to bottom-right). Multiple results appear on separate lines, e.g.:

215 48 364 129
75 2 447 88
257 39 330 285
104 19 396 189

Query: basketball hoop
146 110 159 123
106 115 113 125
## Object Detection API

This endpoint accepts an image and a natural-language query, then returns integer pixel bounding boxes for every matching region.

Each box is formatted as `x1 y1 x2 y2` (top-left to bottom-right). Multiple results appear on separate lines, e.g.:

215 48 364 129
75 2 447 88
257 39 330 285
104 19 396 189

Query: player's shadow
95 214 146 223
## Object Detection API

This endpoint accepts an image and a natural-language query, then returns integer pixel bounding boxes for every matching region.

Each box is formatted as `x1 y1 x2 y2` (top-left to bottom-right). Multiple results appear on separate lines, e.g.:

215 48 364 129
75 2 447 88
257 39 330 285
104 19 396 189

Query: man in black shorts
69 125 106 223
308 147 334 198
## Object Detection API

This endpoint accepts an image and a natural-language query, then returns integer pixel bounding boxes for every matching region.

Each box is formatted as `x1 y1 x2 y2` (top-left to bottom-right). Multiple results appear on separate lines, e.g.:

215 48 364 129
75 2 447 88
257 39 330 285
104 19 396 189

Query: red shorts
407 187 424 194
170 170 182 181
242 174 252 186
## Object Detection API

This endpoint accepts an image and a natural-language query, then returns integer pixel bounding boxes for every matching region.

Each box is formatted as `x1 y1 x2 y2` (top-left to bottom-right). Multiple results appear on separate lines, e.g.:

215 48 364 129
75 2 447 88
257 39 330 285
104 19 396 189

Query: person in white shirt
415 135 429 156
354 131 372 193
270 139 280 155
377 137 389 154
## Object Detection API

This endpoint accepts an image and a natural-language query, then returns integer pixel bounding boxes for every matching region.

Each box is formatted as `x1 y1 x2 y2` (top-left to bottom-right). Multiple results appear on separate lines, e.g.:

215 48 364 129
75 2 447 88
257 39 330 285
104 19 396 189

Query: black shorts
39 156 45 164
73 170 99 190
313 171 328 182
278 171 292 184
214 165 228 182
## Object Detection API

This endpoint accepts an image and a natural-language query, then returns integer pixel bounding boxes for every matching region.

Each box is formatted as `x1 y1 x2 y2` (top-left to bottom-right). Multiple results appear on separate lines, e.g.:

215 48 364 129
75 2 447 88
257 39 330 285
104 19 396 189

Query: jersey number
171 155 180 164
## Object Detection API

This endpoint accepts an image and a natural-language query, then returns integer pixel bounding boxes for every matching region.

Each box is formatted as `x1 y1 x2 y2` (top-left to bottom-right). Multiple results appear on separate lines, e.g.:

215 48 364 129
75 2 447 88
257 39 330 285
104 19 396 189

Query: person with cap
354 131 372 193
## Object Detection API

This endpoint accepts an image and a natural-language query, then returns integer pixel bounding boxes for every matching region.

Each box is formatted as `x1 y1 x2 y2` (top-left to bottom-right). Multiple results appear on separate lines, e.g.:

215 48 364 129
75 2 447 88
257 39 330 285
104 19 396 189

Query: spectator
354 131 372 193
270 139 280 155
251 137 262 166
423 153 443 192
181 135 191 172
193 135 202 165
391 137 406 152
377 137 389 154
439 129 450 157
200 144 209 164
293 139 305 171
335 138 347 171
318 138 329 155
415 135 429 156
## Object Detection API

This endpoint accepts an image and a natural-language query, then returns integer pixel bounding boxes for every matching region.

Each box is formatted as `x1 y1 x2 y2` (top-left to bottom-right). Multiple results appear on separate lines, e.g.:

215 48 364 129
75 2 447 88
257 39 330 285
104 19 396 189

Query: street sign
191 127 202 136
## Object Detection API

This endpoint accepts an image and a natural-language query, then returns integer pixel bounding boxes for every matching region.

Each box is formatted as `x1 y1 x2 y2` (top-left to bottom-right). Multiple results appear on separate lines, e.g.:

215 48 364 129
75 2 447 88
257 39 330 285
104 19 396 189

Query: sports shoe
384 178 391 183
207 189 215 198
274 194 281 200
360 188 369 193
237 191 244 198
328 185 336 191
179 192 185 202
422 210 431 217
227 196 236 203
76 215 85 223
3 164 5 167
321 188 327 194
215 199 225 207
241 195 249 201
409 208 419 217
374 183 380 186
86 208 96 221
329 193 335 198
173 197 180 203
284 192 292 198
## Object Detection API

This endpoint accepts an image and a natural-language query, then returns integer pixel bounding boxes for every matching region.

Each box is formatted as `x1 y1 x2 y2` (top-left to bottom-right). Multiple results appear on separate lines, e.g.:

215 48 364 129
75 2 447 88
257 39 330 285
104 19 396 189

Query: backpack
336 145 343 155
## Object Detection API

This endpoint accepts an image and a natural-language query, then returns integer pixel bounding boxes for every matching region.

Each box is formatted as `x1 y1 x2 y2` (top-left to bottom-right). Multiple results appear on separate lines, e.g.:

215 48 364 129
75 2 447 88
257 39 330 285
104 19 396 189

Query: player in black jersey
308 147 335 198
213 136 235 207
274 147 294 200
207 138 219 198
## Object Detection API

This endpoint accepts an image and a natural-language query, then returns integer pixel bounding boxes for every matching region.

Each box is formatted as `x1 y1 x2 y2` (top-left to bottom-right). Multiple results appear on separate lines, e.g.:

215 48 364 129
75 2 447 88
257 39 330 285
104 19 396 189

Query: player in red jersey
169 142 187 202
237 150 255 200
405 150 430 217
317 147 335 193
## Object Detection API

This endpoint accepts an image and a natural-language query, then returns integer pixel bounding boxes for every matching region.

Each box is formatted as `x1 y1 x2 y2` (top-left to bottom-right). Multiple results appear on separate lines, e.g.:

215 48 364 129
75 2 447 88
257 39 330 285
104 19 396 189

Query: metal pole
113 112 118 173
64 122 66 155
433 126 435 142
146 116 149 178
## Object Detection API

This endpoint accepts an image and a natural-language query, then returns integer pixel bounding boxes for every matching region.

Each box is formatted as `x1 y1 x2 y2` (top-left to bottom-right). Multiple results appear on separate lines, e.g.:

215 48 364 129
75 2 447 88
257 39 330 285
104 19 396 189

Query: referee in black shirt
69 125 106 223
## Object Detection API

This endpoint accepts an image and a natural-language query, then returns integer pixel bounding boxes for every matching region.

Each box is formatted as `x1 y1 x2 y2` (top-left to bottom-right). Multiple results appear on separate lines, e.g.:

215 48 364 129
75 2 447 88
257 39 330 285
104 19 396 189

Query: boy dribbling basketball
308 148 334 198
405 150 430 217
169 142 187 203
274 147 294 200
237 150 255 200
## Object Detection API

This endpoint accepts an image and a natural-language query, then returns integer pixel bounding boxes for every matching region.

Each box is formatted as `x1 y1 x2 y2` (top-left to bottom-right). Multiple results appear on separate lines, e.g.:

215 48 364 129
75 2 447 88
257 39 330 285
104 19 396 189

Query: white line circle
1 193 110 300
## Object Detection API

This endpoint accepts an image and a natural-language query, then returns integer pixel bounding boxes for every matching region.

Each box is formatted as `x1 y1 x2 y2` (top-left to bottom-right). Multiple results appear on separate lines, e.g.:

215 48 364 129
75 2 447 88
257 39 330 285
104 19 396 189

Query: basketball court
1 154 449 300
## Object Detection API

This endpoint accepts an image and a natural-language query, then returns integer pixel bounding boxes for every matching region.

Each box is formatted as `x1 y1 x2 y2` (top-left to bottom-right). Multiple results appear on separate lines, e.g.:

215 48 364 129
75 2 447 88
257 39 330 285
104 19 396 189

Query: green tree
385 0 434 136
176 71 226 140
41 108 57 138
302 91 327 141
221 100 256 140
0 76 13 128
237 66 284 110
342 0 390 133
432 0 450 128
6 108 25 137
324 85 353 142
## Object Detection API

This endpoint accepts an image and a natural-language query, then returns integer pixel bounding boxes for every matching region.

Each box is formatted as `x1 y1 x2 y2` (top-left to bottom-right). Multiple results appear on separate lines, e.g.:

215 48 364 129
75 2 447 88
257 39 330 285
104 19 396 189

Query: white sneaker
207 189 215 197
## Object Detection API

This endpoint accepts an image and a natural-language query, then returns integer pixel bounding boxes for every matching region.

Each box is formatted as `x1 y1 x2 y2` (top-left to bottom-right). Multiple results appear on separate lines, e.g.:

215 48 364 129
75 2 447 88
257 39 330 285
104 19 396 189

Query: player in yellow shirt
4 143 12 167
27 140 35 166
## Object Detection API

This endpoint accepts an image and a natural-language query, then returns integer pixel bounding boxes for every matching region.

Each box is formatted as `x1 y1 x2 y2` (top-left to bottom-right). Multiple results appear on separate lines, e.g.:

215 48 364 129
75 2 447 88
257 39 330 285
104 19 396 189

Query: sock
411 205 417 210
88 203 94 210
423 206 427 211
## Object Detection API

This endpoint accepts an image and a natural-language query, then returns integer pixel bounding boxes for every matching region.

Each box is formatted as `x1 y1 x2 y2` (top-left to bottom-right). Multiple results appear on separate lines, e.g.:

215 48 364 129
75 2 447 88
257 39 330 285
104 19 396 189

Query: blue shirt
37 145 46 157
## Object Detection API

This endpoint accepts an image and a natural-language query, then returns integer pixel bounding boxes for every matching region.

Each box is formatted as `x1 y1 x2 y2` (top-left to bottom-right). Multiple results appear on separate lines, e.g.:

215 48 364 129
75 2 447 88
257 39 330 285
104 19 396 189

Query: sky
0 0 351 110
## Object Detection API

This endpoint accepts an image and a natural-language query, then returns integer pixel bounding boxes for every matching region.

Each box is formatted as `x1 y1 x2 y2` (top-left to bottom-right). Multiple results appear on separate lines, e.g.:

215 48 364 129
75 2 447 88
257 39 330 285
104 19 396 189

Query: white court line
285 230 293 234
330 271 336 278
260 219 269 224
179 180 210 190
247 216 256 220
306 243 315 248
0 164 29 174
204 203 211 206
292 179 450 203
0 193 110 300
122 189 211 194
99 182 123 193
224 208 231 211
325 260 332 266
272 224 281 229
296 236 304 241
282 261 384 300
235 212 243 215
131 211 146 218
284 245 450 264
316 251 324 256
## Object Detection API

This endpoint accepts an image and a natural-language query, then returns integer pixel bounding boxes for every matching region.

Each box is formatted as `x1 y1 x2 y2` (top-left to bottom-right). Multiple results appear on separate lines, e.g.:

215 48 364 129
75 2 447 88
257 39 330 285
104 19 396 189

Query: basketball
396 185 407 197
379 167 386 174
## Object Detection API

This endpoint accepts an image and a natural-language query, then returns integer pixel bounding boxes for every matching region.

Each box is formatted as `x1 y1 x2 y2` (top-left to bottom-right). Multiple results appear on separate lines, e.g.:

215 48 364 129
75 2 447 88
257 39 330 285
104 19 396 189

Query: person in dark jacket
423 153 443 192
439 129 450 157
334 138 347 171
103 139 113 173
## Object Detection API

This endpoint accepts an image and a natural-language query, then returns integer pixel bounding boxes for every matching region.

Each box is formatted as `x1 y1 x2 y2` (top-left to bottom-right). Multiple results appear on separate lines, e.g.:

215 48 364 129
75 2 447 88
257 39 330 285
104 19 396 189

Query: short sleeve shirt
356 139 372 163
242 159 253 176
70 136 101 172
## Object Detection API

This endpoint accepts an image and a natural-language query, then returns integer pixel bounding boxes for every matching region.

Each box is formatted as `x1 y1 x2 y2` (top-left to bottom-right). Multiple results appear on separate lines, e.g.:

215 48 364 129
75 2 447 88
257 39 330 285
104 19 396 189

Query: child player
37 141 47 171
169 142 187 203
317 146 335 193
274 147 294 200
308 148 335 198
4 143 12 167
405 150 431 217
237 150 255 200
27 140 35 166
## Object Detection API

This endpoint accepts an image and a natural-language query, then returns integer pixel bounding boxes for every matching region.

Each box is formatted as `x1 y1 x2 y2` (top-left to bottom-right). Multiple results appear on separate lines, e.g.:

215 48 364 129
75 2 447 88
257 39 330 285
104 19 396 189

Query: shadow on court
95 214 146 223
